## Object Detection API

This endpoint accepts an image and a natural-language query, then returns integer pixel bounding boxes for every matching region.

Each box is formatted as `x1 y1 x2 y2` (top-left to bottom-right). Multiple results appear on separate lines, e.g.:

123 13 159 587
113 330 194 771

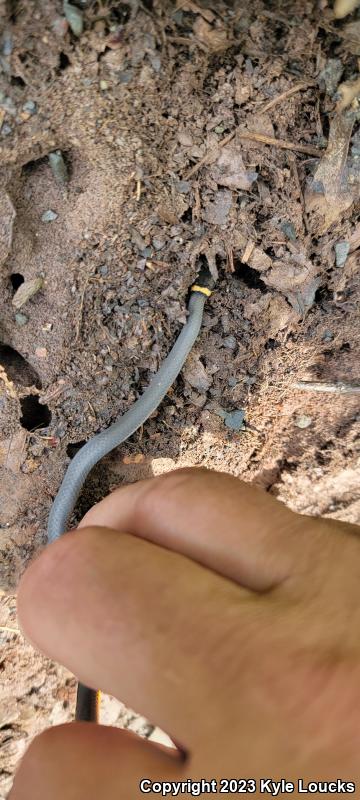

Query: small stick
0 626 21 634
237 131 323 157
185 130 235 179
184 128 322 180
294 381 360 395
261 81 314 113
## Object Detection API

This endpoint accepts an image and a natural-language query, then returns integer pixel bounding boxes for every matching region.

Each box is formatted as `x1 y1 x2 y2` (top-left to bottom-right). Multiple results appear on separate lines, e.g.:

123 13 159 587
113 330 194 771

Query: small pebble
223 335 236 350
1 122 13 137
15 312 28 326
295 414 312 429
176 180 191 194
219 408 246 432
118 70 133 84
52 16 69 37
2 34 13 56
152 237 166 251
322 329 334 342
22 100 37 115
63 0 83 36
214 125 225 134
49 150 68 184
98 264 108 276
100 80 108 90
41 209 58 222
228 376 237 387
280 221 297 242
335 241 350 267
35 347 47 359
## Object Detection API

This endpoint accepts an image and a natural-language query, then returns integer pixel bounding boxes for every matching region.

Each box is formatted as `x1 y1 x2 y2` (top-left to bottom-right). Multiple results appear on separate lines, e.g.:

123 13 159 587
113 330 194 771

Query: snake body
47 283 211 721
47 290 208 543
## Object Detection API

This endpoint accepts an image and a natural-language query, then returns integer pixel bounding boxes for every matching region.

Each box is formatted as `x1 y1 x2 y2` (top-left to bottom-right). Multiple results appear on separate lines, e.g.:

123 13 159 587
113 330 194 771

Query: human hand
11 468 360 798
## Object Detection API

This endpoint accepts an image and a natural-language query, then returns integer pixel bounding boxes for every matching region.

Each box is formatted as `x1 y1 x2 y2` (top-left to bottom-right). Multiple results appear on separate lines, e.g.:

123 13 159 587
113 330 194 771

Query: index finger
79 467 313 591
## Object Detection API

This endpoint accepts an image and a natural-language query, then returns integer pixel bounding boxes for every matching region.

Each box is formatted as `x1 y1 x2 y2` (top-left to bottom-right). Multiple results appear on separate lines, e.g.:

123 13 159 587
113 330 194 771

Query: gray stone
41 209 58 222
15 312 28 326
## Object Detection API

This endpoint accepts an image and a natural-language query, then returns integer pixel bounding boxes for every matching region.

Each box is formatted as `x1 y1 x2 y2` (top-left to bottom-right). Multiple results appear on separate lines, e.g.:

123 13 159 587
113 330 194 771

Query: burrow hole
234 260 267 293
0 344 51 431
10 273 24 291
20 395 51 431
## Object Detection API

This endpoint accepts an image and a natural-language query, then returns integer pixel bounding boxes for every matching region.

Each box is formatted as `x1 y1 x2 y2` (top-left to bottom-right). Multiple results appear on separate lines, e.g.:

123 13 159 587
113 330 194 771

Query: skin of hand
11 467 360 798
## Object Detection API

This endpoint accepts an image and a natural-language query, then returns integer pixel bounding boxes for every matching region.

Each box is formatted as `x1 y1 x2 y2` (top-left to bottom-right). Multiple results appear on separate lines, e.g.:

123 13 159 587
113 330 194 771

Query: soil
0 0 359 795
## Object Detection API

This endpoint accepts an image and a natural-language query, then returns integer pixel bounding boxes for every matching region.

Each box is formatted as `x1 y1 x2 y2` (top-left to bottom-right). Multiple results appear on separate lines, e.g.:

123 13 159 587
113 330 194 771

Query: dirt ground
0 0 359 794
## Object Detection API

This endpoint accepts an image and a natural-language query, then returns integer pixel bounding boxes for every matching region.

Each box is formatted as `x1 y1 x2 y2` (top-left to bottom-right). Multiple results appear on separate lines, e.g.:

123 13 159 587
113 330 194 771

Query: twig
237 131 323 157
261 81 314 113
184 128 322 180
0 625 21 634
185 130 235 179
294 381 360 395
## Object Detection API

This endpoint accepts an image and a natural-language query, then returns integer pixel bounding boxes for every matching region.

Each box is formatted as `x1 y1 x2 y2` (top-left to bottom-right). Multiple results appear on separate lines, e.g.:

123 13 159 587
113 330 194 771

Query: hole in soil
10 75 26 87
20 395 51 431
181 207 192 223
110 3 131 24
340 342 350 352
59 51 70 71
265 338 280 351
315 284 333 304
234 261 267 293
10 272 24 290
22 155 48 175
0 344 41 388
66 440 86 458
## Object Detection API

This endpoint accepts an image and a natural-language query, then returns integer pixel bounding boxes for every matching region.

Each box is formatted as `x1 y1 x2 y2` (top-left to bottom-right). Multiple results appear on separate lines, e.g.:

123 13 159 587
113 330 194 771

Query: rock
41 209 58 222
280 221 297 242
223 335 236 350
100 80 108 90
12 277 43 309
335 241 350 267
35 347 47 358
49 151 68 184
22 100 37 115
1 122 12 137
182 353 211 392
322 330 334 341
218 408 246 431
63 0 83 36
176 180 191 194
15 313 28 326
295 414 312 429
211 144 257 191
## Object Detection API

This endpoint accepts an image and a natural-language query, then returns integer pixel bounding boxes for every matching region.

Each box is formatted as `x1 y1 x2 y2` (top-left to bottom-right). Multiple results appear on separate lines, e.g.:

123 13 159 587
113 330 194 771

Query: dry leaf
12 277 44 309
264 256 320 315
305 113 358 233
336 77 360 111
193 17 229 52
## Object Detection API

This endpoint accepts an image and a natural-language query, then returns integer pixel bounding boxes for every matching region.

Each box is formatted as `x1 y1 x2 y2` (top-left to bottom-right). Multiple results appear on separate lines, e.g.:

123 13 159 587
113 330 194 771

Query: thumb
10 722 182 800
